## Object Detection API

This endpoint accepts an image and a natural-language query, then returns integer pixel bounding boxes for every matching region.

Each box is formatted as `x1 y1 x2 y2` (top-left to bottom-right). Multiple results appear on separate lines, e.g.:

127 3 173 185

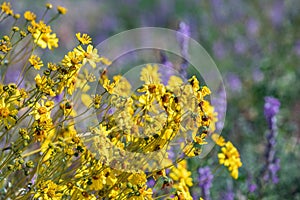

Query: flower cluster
0 2 242 199
213 134 242 179
262 96 281 184
198 166 213 200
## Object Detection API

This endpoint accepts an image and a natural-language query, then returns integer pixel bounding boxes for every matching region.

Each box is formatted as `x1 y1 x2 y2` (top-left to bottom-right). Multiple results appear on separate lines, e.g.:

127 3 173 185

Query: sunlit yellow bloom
218 141 242 179
169 160 193 187
23 10 36 21
76 32 92 45
100 57 112 66
29 100 54 120
12 26 19 32
57 5 67 14
174 181 193 200
167 75 184 90
188 75 200 92
0 39 11 53
140 64 161 84
128 172 147 185
28 21 59 50
28 20 51 33
33 29 59 50
35 74 56 96
201 85 211 97
47 62 58 71
211 133 225 146
46 3 53 9
60 101 77 117
0 98 17 128
76 45 101 68
13 13 20 19
33 180 65 200
1 2 13 15
29 54 43 70
62 50 84 69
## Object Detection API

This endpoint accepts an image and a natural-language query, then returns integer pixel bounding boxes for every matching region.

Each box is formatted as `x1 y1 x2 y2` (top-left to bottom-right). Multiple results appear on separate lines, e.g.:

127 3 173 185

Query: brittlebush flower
1 2 13 15
29 100 54 120
28 21 59 50
218 141 242 179
33 30 59 50
76 45 102 68
211 133 225 146
140 64 161 84
169 160 193 187
0 98 17 128
76 32 92 45
29 54 43 70
61 50 84 69
23 10 36 21
46 3 53 9
34 180 65 200
57 5 67 14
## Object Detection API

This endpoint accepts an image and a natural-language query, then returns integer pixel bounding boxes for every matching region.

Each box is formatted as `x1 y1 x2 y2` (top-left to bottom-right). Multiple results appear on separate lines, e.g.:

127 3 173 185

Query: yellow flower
46 3 53 9
218 141 242 179
35 74 56 96
76 32 92 45
169 160 193 187
28 21 59 50
100 57 112 66
89 173 106 190
76 45 101 68
201 86 211 97
211 133 225 146
0 39 11 53
167 75 184 90
60 101 77 117
34 180 65 200
29 100 54 120
62 50 84 69
57 5 67 14
33 30 59 50
0 98 17 128
140 64 161 84
174 181 193 200
188 75 200 92
1 2 13 15
23 10 36 21
128 172 147 185
47 62 58 71
29 54 43 70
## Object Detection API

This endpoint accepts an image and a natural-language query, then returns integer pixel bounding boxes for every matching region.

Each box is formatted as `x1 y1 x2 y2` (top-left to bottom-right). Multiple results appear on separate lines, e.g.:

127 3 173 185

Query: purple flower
264 97 280 126
234 38 247 54
198 166 213 200
247 174 257 193
226 73 242 93
264 158 280 184
268 0 284 27
252 68 264 83
177 21 191 79
219 182 234 200
220 191 234 200
294 40 300 56
213 40 226 59
159 52 174 85
177 21 190 59
246 18 260 37
262 97 281 184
